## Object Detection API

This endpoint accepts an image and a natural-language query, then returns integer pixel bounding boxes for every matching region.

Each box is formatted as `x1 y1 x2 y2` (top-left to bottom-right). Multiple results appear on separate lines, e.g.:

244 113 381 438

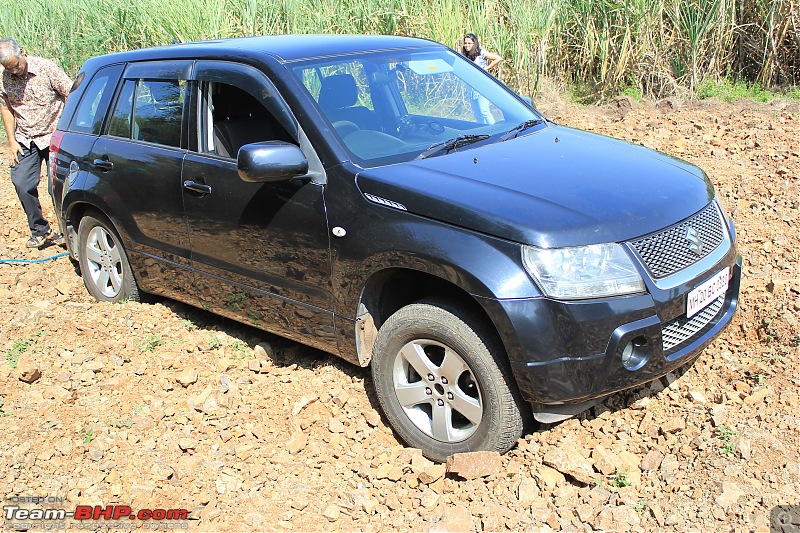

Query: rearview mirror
237 141 309 183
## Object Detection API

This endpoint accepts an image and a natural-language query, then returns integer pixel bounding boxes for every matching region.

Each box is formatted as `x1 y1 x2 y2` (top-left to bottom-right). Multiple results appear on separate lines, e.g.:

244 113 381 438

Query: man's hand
9 138 23 166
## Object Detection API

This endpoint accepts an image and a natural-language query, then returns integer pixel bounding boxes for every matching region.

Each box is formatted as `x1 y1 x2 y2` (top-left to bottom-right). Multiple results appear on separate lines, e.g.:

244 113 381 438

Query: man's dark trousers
10 142 51 238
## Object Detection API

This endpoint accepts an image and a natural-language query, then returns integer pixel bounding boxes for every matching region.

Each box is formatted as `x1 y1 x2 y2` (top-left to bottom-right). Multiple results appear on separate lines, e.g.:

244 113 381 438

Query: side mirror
237 141 309 183
519 95 536 109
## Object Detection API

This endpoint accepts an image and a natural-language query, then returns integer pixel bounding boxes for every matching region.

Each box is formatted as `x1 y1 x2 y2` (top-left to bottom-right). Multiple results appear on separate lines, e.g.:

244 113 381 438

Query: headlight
522 243 645 300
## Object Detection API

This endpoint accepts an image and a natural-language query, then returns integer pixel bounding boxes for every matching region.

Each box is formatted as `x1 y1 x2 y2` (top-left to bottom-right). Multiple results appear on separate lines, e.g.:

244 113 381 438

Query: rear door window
105 72 188 148
107 80 135 138
133 79 185 147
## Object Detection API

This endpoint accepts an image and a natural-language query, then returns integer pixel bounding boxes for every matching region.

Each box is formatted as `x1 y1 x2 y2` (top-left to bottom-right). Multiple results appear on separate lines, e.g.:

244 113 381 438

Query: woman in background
461 33 502 124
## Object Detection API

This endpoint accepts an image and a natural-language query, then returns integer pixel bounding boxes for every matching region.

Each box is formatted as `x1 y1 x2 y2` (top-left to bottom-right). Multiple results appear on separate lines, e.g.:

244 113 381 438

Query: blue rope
0 252 69 265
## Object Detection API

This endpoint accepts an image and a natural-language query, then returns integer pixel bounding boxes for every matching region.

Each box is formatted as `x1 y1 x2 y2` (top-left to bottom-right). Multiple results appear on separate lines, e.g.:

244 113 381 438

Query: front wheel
371 300 524 462
77 214 139 303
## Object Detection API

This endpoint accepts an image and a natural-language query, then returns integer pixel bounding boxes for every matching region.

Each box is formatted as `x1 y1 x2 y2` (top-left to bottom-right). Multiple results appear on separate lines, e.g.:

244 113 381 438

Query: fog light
621 336 649 370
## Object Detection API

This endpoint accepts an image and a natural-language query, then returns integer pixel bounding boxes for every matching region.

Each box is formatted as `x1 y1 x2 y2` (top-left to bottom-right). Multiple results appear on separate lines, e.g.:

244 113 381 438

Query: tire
77 214 140 303
371 300 524 463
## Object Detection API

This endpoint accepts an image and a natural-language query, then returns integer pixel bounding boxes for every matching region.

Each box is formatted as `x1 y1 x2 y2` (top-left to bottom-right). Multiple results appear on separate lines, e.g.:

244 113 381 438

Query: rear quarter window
68 64 123 135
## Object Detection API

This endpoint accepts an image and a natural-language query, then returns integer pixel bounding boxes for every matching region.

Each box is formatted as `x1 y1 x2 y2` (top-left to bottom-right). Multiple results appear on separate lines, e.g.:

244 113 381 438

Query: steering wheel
397 116 445 137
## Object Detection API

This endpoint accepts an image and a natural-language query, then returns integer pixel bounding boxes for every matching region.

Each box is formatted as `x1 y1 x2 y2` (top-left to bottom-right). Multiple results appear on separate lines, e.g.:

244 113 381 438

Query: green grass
139 334 166 352
230 340 254 360
1 0 797 100
609 468 631 488
715 424 739 456
207 333 222 350
697 79 779 103
5 331 43 368
621 86 643 101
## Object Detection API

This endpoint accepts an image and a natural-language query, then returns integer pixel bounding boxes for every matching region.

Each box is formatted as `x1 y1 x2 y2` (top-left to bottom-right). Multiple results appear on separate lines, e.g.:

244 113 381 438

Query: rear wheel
371 300 524 462
77 214 139 303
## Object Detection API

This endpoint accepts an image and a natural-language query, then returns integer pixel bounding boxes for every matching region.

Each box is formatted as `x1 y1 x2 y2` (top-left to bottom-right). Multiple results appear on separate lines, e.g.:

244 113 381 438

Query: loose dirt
0 96 798 532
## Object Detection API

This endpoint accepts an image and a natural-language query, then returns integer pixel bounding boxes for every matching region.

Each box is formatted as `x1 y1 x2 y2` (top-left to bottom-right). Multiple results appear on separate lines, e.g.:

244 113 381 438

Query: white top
473 49 489 70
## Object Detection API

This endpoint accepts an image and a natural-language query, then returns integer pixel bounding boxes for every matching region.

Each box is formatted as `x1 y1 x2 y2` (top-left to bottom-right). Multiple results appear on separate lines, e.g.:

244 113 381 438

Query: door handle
183 180 212 194
93 158 113 171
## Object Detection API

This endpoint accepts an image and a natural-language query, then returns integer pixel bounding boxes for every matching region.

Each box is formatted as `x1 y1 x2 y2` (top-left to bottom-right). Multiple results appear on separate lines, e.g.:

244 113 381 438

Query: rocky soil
0 96 798 533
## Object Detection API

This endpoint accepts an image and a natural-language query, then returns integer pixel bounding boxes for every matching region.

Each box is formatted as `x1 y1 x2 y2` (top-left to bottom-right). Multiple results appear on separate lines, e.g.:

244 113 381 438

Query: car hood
355 125 714 248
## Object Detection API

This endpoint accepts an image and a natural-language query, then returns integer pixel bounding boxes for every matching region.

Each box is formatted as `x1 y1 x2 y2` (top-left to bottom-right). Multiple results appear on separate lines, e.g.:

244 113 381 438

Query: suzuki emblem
685 227 704 255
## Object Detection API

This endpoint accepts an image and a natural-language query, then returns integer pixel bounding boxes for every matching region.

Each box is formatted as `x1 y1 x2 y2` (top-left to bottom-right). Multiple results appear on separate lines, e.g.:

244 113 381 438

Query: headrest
318 74 358 110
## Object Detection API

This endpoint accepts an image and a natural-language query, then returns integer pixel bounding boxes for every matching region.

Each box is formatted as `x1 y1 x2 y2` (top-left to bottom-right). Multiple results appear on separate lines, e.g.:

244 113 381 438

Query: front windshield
291 48 543 166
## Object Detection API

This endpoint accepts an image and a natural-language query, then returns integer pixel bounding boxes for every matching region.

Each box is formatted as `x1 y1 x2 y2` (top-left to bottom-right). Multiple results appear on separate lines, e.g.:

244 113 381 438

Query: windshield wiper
498 119 545 142
416 134 490 160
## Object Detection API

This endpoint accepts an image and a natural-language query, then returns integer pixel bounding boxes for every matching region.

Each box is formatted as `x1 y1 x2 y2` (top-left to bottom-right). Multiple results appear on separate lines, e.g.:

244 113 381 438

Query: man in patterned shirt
0 37 73 248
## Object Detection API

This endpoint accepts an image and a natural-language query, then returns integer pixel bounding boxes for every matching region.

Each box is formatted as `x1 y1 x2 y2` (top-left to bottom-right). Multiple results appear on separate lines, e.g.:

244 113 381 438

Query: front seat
318 74 378 131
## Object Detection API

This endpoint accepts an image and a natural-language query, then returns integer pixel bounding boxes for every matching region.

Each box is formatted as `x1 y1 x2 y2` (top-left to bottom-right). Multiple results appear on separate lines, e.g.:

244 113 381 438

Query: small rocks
688 390 707 404
446 451 502 480
710 404 730 426
715 482 745 509
418 463 446 485
743 387 772 405
291 395 312 415
178 438 196 452
517 478 540 508
432 504 475 532
176 369 198 387
322 504 340 522
364 410 382 427
253 342 274 360
590 444 617 476
0 100 796 533
150 462 175 481
659 454 681 483
661 416 686 434
84 360 104 373
536 465 566 490
328 417 344 433
286 429 307 455
542 447 595 484
641 450 665 472
15 353 41 383
189 385 215 411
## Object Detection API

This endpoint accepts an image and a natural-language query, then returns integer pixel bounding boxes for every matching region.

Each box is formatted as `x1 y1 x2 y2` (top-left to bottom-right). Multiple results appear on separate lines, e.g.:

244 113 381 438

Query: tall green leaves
0 0 796 98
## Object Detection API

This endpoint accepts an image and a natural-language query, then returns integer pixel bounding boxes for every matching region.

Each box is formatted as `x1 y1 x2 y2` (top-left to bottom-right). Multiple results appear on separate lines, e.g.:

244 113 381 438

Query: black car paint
356 126 714 248
52 35 740 410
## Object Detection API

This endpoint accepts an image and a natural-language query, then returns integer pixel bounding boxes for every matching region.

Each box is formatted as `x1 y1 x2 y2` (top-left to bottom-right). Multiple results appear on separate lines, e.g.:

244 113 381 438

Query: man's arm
0 103 22 166
50 63 74 99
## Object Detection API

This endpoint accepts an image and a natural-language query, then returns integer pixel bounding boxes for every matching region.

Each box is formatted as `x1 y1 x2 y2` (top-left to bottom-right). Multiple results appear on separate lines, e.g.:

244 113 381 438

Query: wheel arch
64 202 124 260
353 267 517 370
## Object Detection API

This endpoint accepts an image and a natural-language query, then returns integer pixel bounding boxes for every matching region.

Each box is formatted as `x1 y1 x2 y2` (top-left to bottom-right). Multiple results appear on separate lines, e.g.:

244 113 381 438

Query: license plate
686 269 729 318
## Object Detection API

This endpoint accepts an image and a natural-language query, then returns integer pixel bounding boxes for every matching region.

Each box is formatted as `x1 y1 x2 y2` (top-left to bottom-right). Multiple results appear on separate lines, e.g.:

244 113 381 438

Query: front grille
629 202 725 278
662 295 724 353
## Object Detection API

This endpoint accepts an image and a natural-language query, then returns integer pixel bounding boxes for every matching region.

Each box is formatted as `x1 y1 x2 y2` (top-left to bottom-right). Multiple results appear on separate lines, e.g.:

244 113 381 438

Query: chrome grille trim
662 295 724 353
630 202 725 279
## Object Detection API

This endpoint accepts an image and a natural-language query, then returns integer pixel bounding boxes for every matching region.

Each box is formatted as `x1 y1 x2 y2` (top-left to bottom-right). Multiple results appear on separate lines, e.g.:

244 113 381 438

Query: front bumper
500 251 741 407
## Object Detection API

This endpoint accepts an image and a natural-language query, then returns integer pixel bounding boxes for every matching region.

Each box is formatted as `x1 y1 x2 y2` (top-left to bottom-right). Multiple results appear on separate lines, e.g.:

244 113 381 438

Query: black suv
50 35 740 462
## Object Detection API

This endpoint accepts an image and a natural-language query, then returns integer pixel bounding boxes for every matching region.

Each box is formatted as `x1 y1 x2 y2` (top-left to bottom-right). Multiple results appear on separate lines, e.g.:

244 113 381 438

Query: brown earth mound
1 97 798 532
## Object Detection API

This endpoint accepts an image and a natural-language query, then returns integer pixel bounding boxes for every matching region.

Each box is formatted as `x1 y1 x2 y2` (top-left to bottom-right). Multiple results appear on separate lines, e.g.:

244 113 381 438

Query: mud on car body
50 35 740 462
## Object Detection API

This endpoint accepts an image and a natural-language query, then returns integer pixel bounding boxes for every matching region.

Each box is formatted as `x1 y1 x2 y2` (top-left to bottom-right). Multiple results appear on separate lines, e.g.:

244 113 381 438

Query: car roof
83 34 444 68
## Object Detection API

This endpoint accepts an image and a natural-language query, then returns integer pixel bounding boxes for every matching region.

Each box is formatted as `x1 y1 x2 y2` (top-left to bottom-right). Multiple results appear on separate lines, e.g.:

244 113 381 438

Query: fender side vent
364 193 407 211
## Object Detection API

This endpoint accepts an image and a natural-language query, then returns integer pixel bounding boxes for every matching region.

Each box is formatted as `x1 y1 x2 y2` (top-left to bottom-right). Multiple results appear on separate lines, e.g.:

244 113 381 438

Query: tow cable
0 252 69 265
